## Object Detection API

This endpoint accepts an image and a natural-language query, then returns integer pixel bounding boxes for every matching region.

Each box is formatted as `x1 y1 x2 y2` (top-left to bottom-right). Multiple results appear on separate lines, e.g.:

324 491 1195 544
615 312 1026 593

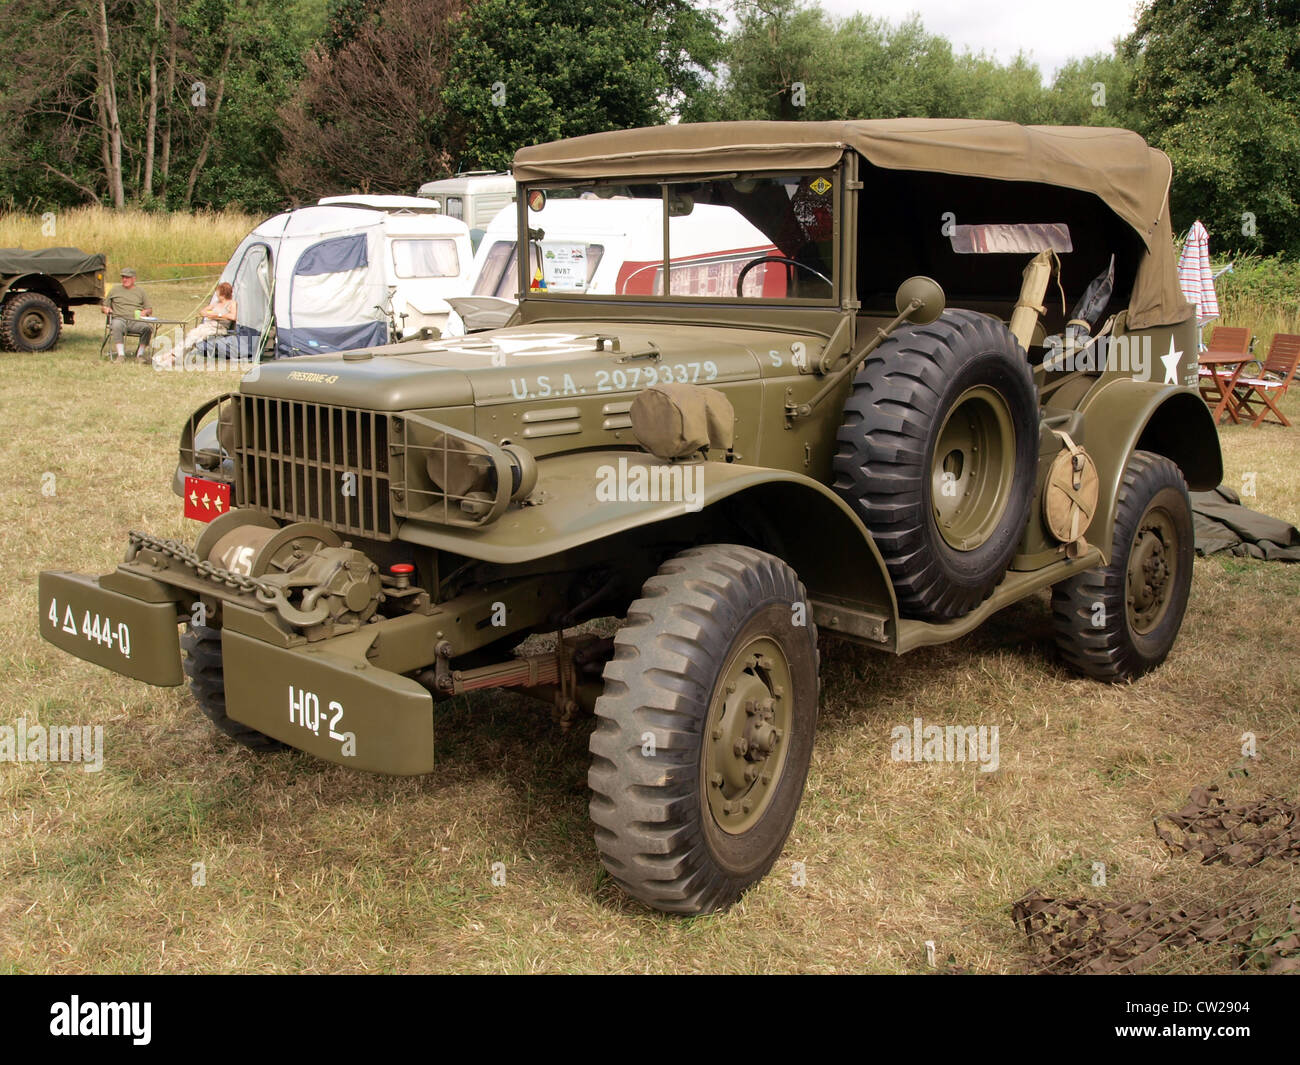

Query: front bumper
40 571 185 686
38 568 436 775
222 627 434 774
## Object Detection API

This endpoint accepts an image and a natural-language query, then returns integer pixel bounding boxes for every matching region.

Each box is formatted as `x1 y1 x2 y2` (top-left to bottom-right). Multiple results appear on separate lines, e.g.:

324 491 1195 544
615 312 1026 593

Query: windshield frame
514 166 843 309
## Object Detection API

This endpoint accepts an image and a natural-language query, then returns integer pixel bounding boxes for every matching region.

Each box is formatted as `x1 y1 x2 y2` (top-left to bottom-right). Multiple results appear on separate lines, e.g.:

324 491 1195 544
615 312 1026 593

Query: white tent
220 205 391 359
219 203 475 358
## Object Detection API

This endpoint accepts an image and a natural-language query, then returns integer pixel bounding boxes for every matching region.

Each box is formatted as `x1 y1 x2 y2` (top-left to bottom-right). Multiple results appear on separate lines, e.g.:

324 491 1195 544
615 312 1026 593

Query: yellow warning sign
809 177 831 196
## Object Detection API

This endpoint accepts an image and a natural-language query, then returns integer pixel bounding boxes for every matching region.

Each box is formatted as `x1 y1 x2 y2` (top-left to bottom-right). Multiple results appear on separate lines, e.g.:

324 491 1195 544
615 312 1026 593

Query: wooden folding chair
1231 333 1300 428
1198 325 1254 422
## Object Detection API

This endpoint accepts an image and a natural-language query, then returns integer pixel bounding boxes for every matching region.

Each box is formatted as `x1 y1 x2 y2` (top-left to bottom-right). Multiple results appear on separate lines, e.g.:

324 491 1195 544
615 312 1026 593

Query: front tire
181 624 283 751
1051 451 1194 682
588 545 819 914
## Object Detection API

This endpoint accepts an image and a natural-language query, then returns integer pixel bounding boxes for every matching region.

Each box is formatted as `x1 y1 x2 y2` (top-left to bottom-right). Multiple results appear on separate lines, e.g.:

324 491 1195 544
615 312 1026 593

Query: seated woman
155 283 238 368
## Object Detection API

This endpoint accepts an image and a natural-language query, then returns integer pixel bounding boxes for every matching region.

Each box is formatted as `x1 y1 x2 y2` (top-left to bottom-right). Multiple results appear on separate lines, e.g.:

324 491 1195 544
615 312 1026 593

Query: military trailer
0 247 105 351
39 120 1221 914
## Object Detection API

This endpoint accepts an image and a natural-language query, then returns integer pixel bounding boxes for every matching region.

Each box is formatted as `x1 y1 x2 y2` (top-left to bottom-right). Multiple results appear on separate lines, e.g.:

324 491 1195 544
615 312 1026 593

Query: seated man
102 267 154 361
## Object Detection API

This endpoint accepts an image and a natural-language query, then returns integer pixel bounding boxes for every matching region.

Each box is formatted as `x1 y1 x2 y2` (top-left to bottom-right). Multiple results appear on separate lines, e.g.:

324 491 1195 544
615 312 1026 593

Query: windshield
519 171 838 303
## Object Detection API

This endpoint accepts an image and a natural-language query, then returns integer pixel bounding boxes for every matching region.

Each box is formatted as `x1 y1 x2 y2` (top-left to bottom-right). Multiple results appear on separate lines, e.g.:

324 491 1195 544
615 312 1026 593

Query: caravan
217 201 473 359
416 171 515 246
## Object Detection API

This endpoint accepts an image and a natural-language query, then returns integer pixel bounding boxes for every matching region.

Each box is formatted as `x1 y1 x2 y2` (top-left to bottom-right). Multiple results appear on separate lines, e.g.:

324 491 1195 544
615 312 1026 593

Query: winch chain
127 530 279 601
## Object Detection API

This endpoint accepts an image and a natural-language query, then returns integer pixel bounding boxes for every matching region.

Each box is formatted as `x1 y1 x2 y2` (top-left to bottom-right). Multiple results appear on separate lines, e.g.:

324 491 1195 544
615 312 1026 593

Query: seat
1198 325 1254 422
1200 325 1252 361
1230 333 1300 428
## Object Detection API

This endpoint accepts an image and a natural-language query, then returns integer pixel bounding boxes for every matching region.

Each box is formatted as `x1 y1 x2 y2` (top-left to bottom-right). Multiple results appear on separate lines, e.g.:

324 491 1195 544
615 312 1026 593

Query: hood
240 321 814 412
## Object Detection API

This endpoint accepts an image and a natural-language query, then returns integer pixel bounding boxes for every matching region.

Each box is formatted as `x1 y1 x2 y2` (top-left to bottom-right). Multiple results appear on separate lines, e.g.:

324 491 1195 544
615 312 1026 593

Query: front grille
236 397 393 539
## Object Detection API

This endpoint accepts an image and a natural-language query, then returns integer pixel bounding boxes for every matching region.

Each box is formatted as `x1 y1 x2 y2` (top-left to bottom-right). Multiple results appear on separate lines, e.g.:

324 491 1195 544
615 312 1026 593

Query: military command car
40 120 1220 914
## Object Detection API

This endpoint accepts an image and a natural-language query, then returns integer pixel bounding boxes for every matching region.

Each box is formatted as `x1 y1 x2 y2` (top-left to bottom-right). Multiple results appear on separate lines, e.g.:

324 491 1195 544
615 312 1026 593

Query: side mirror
895 276 945 325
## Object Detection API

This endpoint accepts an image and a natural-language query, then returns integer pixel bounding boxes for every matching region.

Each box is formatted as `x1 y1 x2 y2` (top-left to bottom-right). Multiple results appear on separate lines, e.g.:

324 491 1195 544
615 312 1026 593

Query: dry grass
0 278 1297 973
0 206 260 285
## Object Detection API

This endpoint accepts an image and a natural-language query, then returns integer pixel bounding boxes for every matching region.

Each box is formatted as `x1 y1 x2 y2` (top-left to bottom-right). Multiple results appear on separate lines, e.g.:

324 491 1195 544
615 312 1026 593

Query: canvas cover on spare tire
0 248 105 275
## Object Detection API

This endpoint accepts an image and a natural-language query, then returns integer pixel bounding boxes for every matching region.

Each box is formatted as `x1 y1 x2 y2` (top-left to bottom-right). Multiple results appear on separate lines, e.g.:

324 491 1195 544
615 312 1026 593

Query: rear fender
1079 381 1223 563
0 273 69 306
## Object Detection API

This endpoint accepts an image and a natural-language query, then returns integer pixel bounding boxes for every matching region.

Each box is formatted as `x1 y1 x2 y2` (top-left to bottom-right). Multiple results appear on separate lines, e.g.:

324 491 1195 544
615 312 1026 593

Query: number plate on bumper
39 571 184 686
221 629 435 775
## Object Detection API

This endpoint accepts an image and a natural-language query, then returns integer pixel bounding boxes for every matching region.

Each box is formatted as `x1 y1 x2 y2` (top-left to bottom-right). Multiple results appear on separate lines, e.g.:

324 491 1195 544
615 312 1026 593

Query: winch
129 515 383 640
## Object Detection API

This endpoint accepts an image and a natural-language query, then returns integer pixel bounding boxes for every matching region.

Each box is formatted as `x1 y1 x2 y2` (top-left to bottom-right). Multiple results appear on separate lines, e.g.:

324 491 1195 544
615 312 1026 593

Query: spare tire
833 308 1038 621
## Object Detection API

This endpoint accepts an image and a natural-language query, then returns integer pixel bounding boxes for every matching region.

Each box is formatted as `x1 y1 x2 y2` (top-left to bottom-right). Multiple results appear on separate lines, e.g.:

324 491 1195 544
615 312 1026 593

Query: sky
787 0 1143 81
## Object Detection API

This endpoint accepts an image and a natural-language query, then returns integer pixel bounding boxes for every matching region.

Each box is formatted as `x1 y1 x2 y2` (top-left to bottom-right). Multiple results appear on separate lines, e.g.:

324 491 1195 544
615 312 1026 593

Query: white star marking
1161 337 1182 385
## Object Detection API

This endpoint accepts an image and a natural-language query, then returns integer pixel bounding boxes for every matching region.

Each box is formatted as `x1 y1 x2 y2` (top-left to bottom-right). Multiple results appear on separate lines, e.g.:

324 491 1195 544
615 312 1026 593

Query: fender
0 273 69 306
395 449 900 626
1079 379 1223 564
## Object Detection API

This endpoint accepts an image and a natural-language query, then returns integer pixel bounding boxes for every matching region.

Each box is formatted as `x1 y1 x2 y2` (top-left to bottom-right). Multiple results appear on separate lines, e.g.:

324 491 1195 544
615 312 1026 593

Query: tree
1122 0 1300 255
0 0 314 213
688 0 1065 125
276 0 466 200
443 0 724 171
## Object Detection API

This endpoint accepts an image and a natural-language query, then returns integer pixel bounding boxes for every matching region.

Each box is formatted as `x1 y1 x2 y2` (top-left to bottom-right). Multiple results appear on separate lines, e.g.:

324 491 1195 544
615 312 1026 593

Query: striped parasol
1177 219 1219 323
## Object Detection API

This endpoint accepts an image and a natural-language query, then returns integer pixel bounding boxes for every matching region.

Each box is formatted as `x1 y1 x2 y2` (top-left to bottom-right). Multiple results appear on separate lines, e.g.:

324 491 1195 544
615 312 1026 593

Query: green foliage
444 0 723 171
1123 0 1300 256
0 0 315 214
1216 254 1300 330
0 0 1296 265
685 0 1139 129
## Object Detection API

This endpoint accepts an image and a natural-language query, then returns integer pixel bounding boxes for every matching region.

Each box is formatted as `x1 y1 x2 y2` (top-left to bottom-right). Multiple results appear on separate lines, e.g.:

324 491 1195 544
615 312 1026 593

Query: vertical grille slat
234 397 392 540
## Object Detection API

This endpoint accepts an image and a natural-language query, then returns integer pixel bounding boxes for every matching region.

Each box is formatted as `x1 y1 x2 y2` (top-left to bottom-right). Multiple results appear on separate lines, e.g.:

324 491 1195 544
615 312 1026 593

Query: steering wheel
735 256 833 298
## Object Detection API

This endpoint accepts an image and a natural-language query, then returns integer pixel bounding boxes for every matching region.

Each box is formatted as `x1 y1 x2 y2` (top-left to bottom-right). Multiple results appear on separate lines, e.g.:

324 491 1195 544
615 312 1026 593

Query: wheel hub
931 386 1015 552
705 639 792 834
21 311 52 342
1126 512 1175 634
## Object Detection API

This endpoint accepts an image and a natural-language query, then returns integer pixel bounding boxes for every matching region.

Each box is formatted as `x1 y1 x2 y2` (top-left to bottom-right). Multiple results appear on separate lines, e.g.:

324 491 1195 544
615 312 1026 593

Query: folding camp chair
1230 333 1300 428
1198 325 1254 422
98 315 112 359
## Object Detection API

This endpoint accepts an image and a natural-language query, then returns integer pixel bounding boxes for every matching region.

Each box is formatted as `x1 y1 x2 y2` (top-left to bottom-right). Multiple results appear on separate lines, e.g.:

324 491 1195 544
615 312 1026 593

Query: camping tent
220 205 391 359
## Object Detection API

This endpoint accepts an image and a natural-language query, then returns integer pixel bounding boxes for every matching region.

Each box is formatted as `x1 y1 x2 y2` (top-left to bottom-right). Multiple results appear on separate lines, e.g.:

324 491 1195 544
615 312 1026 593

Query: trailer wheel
181 624 283 751
588 544 819 914
0 292 62 351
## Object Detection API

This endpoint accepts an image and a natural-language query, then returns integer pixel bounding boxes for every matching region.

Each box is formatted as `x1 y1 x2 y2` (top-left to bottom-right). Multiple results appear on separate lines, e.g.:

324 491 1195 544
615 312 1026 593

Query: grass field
0 213 1297 973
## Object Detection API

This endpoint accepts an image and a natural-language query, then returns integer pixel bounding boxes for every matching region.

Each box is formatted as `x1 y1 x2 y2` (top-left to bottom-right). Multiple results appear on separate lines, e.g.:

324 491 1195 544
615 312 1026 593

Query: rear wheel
1051 451 1194 682
0 292 62 352
181 624 283 751
588 544 819 914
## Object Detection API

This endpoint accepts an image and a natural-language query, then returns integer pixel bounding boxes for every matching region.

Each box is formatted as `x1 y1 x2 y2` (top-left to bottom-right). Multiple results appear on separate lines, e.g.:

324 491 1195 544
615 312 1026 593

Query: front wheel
588 545 820 914
181 623 283 751
1051 451 1194 682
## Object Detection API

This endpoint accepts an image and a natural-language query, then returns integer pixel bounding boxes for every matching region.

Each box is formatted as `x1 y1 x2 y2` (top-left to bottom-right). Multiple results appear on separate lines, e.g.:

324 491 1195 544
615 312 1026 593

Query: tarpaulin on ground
1191 485 1300 561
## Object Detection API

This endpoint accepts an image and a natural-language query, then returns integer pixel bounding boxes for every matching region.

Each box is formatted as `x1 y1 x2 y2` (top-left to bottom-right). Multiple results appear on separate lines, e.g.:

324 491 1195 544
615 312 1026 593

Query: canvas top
0 247 105 276
514 119 1190 328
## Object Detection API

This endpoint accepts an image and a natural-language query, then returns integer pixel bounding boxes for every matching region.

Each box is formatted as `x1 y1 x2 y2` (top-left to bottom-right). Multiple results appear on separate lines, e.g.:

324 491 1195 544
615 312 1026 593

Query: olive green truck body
38 120 1222 913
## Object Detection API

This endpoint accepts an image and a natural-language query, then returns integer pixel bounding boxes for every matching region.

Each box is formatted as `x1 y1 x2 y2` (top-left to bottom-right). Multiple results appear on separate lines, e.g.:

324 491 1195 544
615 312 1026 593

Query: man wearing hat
102 267 154 361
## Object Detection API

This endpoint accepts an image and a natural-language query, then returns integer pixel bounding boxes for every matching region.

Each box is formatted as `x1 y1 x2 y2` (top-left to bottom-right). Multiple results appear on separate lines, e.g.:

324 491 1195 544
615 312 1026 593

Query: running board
892 547 1103 654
